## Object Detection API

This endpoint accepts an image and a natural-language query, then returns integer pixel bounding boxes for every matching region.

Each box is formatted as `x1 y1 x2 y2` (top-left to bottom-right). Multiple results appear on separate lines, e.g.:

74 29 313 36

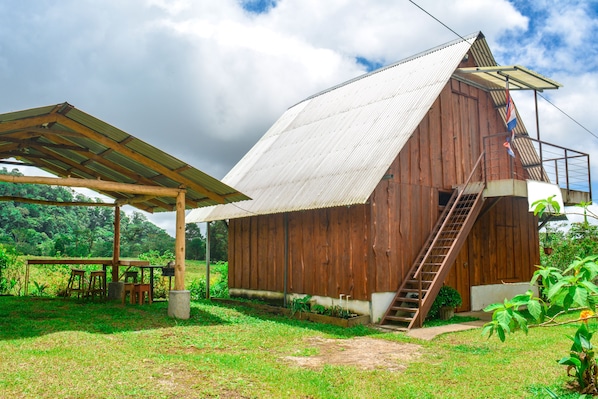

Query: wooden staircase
380 175 486 330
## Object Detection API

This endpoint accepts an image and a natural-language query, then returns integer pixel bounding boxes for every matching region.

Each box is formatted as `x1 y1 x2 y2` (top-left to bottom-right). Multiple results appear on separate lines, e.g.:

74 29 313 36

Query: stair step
396 296 419 303
380 185 485 329
384 315 414 323
391 306 418 313
407 280 432 292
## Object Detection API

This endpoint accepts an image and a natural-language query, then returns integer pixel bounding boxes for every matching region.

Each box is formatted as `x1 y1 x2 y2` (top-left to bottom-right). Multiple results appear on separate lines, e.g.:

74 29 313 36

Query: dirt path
284 336 421 372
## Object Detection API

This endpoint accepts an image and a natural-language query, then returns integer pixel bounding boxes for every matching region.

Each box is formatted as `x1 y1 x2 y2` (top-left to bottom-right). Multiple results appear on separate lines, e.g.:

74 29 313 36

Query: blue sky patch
356 56 384 72
240 0 277 14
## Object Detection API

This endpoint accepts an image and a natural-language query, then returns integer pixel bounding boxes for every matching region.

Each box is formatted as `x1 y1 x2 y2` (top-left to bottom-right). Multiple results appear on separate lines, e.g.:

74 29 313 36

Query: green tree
185 223 205 260
209 220 228 262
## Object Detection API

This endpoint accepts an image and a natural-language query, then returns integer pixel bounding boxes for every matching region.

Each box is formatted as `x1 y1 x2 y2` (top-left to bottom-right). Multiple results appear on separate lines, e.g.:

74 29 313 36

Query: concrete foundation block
168 290 190 319
108 281 124 301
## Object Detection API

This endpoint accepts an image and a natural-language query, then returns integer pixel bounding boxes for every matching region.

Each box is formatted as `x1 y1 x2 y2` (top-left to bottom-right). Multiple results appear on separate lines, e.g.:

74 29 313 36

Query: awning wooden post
112 205 121 281
174 190 186 290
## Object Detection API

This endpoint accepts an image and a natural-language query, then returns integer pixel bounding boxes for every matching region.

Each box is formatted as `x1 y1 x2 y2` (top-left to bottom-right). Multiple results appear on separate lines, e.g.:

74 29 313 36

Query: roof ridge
292 31 482 108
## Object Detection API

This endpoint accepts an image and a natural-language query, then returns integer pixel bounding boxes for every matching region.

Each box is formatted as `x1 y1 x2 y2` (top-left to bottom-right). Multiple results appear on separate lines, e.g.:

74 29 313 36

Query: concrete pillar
168 290 190 319
108 281 124 300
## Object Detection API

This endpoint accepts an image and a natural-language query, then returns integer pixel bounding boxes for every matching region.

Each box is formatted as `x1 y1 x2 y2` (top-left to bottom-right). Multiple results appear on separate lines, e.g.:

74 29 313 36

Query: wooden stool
122 282 136 304
134 283 152 305
87 270 106 300
66 269 86 298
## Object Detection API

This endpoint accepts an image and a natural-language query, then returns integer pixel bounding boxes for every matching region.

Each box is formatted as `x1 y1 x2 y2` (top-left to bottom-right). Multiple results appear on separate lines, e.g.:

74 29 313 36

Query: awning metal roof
453 65 562 91
0 103 250 213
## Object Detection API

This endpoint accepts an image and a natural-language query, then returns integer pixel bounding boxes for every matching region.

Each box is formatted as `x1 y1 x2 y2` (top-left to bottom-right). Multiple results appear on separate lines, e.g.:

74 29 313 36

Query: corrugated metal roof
453 65 562 92
187 33 482 223
0 103 250 212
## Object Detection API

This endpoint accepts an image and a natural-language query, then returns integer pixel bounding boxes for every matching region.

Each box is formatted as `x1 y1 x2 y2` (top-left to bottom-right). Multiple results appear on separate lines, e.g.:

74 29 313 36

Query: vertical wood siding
445 197 540 311
228 78 539 304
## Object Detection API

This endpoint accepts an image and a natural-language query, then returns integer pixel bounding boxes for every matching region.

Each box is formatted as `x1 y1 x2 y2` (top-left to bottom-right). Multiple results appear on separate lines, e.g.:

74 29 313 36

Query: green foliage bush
189 262 229 300
0 244 20 295
427 285 462 320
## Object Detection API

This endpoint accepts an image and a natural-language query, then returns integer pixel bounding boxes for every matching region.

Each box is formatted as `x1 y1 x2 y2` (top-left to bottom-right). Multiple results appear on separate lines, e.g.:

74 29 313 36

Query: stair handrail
413 151 486 284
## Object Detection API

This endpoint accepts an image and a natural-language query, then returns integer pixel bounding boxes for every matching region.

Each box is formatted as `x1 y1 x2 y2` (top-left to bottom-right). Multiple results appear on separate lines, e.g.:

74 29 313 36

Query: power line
537 92 598 141
407 0 472 44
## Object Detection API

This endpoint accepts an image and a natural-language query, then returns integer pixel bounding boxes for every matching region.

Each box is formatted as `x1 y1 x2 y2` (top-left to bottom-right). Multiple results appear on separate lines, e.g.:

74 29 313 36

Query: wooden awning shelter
0 102 250 296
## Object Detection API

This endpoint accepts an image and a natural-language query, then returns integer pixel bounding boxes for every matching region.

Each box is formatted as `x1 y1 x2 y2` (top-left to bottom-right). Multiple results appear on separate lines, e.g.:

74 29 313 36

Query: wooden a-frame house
187 32 591 328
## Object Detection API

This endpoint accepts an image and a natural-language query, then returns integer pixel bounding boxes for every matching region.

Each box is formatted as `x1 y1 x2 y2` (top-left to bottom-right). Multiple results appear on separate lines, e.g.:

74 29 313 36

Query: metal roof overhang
0 103 250 213
453 65 562 92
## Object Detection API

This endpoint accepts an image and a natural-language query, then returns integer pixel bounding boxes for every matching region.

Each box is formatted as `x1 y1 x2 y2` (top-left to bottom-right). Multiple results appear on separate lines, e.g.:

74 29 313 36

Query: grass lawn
0 296 582 398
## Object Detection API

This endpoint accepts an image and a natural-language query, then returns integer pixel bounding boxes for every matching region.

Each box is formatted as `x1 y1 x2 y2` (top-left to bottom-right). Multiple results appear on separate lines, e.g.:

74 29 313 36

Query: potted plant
429 285 462 320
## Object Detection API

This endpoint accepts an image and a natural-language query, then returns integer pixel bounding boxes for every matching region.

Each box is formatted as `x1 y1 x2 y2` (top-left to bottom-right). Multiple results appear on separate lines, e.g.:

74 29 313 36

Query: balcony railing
482 133 592 200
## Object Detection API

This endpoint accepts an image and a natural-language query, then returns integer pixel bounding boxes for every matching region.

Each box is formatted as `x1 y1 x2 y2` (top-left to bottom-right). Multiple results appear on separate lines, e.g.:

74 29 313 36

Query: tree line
0 168 228 261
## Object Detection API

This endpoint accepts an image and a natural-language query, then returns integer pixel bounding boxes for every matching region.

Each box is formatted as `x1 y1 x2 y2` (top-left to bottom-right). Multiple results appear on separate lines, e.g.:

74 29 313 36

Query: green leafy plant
482 290 543 342
559 323 598 393
188 263 229 300
327 305 354 319
312 304 327 315
31 281 48 297
290 295 312 315
531 195 561 218
427 285 462 320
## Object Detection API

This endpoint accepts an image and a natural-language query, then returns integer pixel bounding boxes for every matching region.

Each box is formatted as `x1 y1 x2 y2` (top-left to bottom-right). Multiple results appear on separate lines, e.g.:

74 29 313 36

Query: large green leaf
513 312 528 334
482 323 494 339
573 286 590 308
558 356 582 368
546 280 568 301
526 299 543 321
511 293 532 306
497 325 506 342
580 280 598 295
497 310 513 329
483 303 505 312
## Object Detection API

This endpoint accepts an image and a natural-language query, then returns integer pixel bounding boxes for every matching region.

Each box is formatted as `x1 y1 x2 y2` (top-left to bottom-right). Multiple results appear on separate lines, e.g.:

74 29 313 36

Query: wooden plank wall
368 79 538 295
445 197 540 310
228 77 539 303
228 205 371 300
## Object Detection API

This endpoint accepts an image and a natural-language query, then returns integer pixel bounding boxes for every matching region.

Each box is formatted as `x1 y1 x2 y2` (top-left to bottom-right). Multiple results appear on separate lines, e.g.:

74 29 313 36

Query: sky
1 0 597 235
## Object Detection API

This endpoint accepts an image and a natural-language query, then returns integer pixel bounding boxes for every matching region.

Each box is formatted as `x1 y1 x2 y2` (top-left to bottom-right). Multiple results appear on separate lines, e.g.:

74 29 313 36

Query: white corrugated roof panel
187 33 481 223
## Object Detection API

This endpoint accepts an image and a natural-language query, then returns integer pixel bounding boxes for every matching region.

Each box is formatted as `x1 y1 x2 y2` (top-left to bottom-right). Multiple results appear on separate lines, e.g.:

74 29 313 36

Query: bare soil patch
284 336 421 372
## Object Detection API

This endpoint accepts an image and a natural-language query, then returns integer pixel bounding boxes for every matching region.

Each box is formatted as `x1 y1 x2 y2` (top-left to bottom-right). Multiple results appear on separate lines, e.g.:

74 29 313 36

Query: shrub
189 262 229 300
0 245 22 295
427 285 462 320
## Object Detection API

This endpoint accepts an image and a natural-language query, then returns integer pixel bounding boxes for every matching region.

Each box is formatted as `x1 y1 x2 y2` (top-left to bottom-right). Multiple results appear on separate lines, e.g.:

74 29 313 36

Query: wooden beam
20 127 85 138
0 115 59 133
55 114 228 204
115 195 157 206
174 190 186 291
0 136 89 152
3 154 174 213
112 205 121 281
0 196 115 207
0 174 183 197
26 123 217 209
